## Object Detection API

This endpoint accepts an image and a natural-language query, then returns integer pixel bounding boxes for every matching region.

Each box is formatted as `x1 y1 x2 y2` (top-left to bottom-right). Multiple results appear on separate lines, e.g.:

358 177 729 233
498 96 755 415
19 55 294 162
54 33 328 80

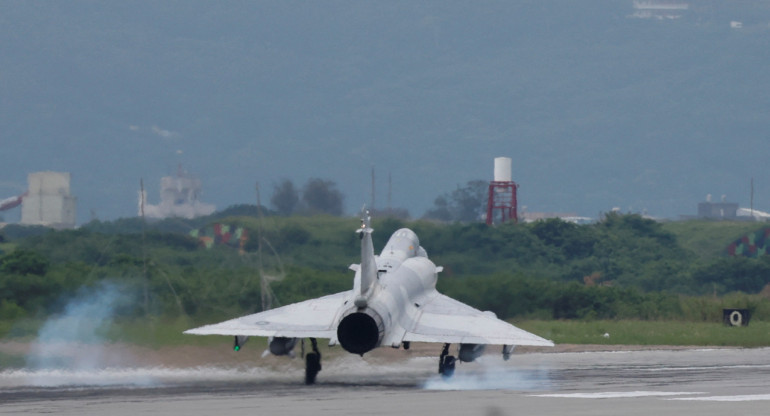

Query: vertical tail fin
356 210 377 300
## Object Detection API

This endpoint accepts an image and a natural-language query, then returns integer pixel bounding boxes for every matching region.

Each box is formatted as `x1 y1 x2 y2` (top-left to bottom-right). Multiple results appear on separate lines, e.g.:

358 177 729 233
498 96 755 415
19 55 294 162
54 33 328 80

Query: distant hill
663 220 766 259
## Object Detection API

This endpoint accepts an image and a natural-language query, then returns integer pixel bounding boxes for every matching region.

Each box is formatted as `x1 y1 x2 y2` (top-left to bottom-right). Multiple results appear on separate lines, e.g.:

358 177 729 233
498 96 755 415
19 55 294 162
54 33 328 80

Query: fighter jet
185 213 553 384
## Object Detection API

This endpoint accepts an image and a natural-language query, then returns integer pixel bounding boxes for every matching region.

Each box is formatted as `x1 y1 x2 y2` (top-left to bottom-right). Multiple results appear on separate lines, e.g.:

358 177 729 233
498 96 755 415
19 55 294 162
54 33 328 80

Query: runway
2 347 769 415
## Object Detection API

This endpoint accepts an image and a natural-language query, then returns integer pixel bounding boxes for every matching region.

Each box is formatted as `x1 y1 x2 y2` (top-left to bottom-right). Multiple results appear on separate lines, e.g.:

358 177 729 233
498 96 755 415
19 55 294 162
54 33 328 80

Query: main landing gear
305 338 321 385
438 343 456 378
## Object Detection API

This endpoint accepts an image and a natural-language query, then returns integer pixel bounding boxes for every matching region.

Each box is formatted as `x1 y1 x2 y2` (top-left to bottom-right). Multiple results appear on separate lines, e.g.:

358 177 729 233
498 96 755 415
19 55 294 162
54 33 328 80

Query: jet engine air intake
336 307 385 355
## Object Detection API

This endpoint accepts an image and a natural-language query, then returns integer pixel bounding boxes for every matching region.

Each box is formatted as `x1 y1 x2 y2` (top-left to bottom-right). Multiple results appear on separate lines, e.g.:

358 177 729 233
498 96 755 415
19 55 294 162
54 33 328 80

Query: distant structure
680 195 769 222
737 208 770 221
0 193 26 213
20 171 77 229
486 157 518 225
630 1 689 20
139 167 216 220
697 194 738 220
522 212 593 225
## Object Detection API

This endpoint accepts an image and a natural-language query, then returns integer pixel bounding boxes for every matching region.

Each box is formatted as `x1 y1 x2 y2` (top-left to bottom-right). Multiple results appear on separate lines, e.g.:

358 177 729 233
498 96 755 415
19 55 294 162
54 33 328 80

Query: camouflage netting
727 228 770 257
190 223 248 250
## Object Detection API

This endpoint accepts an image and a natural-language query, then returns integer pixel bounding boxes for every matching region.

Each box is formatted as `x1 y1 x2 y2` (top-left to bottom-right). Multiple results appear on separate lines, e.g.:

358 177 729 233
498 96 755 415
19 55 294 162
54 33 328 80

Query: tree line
2 212 770 328
268 177 493 221
270 178 345 216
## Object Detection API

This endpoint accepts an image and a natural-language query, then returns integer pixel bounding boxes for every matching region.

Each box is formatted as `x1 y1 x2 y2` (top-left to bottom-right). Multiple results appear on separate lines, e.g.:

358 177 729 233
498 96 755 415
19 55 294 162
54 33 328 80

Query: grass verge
4 318 769 350
102 316 271 349
516 319 770 347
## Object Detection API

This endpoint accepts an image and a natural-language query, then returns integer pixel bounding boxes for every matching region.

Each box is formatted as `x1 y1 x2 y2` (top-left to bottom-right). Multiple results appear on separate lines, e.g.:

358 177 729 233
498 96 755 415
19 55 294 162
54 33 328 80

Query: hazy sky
2 1 769 223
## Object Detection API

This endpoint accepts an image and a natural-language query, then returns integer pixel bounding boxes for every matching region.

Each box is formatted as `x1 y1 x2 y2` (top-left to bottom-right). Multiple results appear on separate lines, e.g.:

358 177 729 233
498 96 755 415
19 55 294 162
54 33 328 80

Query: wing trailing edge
402 293 554 347
184 291 351 340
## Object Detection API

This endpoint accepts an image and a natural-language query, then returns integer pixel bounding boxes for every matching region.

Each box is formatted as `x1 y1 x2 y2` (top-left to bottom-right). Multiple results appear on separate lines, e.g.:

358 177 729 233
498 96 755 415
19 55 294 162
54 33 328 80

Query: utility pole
388 172 392 213
256 182 269 311
371 167 376 212
751 177 755 221
140 178 149 315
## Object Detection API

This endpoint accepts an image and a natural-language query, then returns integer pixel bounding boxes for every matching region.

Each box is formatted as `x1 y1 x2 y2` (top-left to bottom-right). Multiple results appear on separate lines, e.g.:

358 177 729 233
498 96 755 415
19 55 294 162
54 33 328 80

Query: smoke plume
422 359 552 391
26 281 136 372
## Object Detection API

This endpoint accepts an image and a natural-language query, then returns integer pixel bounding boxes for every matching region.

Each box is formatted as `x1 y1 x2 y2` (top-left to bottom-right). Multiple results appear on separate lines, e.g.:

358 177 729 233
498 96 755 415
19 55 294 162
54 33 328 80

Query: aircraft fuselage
337 228 439 355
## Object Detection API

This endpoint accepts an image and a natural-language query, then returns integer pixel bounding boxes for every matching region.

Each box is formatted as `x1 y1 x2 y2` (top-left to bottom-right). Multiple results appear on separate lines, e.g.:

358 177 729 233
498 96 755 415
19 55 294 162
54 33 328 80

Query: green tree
423 180 488 222
530 218 596 258
271 179 299 215
302 178 344 216
423 196 452 221
1 249 49 275
692 256 770 294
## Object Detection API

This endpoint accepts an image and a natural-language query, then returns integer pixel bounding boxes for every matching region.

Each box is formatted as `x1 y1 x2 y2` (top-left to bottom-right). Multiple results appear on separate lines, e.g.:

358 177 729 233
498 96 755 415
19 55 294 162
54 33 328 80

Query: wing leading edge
184 291 351 339
403 293 554 347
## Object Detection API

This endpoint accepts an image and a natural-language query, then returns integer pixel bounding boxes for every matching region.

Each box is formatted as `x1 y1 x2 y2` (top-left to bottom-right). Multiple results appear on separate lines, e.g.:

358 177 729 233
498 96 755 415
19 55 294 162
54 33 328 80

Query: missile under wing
185 214 553 383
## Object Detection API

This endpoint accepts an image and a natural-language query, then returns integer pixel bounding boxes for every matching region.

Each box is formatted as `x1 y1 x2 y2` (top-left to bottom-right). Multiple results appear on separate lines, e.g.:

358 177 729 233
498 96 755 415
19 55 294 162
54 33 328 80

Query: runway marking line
668 394 770 402
530 391 701 399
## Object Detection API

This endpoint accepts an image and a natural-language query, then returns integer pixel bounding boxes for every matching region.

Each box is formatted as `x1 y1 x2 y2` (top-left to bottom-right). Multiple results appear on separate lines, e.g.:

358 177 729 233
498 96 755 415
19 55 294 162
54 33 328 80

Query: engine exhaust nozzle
336 307 385 355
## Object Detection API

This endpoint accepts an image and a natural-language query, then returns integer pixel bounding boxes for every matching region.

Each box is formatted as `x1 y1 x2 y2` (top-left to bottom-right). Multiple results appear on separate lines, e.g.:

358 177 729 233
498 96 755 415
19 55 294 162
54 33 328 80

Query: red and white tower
486 157 518 225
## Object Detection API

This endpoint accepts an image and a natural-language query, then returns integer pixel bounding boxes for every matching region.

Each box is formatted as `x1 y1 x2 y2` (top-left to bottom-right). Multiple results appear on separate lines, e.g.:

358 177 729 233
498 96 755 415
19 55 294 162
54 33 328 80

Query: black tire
441 355 456 378
305 352 321 385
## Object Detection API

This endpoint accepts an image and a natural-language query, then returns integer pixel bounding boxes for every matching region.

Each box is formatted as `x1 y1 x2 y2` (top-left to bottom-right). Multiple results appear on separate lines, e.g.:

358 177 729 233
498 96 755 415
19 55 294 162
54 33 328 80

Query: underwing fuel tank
268 337 298 356
458 343 486 362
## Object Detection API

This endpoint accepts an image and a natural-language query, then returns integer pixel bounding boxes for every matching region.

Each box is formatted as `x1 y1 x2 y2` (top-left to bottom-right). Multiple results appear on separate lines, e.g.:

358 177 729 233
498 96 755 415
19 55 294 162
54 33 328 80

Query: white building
139 169 216 219
631 1 689 19
21 171 77 228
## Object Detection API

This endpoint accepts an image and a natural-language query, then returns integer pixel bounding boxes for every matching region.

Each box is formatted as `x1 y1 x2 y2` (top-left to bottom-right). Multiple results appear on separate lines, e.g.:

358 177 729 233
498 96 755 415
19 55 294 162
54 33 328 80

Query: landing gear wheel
305 352 321 385
304 338 321 385
440 355 456 378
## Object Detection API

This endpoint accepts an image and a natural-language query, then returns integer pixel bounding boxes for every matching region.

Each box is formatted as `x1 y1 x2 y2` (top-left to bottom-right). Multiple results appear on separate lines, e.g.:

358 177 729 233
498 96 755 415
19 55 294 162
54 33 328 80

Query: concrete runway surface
2 347 769 416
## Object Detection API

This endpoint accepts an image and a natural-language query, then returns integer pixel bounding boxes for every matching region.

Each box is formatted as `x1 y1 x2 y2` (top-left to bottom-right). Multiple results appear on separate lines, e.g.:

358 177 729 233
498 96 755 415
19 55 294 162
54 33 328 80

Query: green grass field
4 317 768 350
0 316 269 349
517 319 770 347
